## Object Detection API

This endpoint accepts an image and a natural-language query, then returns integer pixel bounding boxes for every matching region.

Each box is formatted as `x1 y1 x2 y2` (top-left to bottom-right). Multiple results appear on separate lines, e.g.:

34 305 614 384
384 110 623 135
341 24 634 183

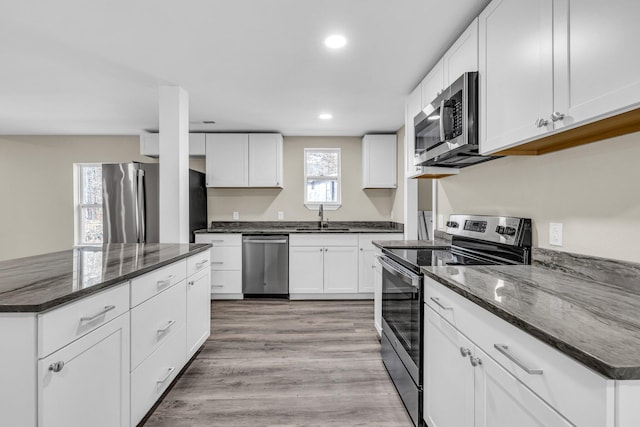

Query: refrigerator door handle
137 169 146 243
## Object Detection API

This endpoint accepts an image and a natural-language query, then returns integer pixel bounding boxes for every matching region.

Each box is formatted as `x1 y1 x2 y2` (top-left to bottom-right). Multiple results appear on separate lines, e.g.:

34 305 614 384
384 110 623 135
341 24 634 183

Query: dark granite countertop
195 221 404 234
422 262 640 380
372 238 451 249
0 243 211 313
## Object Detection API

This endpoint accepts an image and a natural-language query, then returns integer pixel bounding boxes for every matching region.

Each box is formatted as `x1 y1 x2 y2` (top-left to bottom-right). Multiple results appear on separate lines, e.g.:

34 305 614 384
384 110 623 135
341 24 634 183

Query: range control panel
446 214 531 246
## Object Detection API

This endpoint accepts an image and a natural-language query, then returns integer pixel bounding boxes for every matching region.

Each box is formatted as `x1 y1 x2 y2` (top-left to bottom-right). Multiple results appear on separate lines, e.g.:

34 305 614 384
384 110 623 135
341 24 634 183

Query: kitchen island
0 243 212 427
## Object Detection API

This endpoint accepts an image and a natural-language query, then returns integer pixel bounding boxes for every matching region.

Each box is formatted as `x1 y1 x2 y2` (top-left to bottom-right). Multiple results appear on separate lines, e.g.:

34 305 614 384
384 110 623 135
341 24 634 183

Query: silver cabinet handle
157 275 174 290
156 367 175 384
157 320 177 335
211 261 224 265
212 285 224 288
470 356 482 367
196 260 209 269
80 305 116 322
430 297 453 311
188 280 195 287
550 111 565 122
535 118 549 128
48 361 65 372
459 347 471 358
494 344 543 375
210 239 224 243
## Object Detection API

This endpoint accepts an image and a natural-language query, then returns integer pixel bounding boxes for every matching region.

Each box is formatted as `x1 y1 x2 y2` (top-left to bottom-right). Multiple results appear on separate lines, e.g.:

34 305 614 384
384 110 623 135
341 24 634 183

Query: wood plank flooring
143 300 413 427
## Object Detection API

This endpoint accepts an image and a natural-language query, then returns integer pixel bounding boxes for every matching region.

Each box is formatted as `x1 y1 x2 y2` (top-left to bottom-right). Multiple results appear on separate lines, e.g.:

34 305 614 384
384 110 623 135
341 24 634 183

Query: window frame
303 148 342 210
74 163 103 246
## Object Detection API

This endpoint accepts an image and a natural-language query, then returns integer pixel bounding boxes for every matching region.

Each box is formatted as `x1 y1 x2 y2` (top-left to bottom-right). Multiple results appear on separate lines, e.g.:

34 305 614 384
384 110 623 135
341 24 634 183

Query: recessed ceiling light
324 35 347 49
319 113 333 120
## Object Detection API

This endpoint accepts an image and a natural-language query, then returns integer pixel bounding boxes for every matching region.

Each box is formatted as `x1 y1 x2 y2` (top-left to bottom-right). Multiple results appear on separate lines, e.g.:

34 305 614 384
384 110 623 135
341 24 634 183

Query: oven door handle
378 256 421 288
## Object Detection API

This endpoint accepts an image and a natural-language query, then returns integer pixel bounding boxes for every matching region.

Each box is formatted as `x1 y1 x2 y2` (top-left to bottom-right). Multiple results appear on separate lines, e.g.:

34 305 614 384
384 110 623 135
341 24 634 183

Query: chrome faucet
318 204 324 228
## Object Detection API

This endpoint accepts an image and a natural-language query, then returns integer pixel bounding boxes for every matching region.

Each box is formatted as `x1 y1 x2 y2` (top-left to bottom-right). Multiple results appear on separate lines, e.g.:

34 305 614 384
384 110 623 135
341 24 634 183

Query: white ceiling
1 0 490 136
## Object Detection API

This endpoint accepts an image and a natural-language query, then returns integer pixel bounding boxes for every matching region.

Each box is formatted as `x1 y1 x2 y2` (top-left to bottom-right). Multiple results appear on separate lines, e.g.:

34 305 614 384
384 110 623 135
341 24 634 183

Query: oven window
382 267 420 367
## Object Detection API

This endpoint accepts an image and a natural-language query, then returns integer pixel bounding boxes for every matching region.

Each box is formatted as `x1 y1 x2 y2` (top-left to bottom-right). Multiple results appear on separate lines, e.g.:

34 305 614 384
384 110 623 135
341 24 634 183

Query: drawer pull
80 305 116 322
157 320 177 335
470 356 482 367
494 344 543 375
48 361 65 373
459 347 471 358
430 297 453 310
157 275 174 290
211 239 224 243
188 280 195 287
156 367 175 384
211 261 224 265
196 260 209 269
212 285 224 288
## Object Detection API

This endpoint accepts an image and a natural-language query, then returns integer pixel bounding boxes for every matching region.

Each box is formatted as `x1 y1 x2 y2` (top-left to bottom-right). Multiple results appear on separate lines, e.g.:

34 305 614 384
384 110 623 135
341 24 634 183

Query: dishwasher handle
243 239 288 244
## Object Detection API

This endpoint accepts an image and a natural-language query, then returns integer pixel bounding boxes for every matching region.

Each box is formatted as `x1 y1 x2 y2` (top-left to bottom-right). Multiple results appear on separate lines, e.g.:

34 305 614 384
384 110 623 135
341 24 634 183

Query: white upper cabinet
205 133 249 187
248 133 283 187
421 59 444 110
443 18 479 84
552 0 640 129
361 134 397 189
205 133 283 188
405 85 422 177
140 133 206 157
478 0 554 155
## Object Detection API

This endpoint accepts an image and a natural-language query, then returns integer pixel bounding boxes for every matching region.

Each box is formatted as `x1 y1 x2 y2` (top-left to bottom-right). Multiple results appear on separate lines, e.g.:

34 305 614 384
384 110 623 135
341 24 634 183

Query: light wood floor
143 300 413 427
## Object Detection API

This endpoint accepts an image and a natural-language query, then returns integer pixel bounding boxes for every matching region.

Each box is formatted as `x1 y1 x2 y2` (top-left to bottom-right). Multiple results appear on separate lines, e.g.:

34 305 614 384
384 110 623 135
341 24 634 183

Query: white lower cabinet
323 246 358 293
38 312 130 427
289 246 325 293
195 233 243 299
187 268 212 358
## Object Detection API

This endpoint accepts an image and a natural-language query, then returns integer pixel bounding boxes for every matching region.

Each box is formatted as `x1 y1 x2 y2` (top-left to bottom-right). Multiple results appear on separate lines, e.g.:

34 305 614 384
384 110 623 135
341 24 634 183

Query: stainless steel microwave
414 72 497 168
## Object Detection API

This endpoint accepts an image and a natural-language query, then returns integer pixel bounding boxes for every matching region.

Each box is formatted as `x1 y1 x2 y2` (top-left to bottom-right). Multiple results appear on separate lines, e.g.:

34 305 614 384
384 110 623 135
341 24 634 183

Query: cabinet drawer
195 233 241 246
211 247 241 270
290 233 358 247
187 249 211 277
358 233 404 250
425 277 610 427
130 281 186 371
130 325 186 426
211 270 242 294
38 283 129 358
130 261 186 307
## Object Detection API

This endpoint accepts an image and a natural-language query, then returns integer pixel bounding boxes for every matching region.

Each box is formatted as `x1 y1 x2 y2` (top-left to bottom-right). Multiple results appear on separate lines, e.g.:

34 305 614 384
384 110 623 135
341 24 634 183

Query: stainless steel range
379 214 532 426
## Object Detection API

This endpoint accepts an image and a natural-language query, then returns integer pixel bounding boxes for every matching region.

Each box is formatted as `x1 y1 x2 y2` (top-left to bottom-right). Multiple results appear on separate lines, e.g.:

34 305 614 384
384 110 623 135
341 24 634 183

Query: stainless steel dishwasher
242 235 289 297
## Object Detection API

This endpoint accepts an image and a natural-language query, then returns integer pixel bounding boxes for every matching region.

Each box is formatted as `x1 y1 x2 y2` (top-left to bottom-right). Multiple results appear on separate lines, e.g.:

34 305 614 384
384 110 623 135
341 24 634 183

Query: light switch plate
232 211 239 220
277 211 284 220
549 222 563 246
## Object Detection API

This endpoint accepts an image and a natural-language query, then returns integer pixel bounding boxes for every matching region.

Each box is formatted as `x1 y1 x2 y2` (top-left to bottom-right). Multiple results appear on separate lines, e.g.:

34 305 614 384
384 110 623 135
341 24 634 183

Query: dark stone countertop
372 238 451 249
422 262 640 380
0 243 211 313
195 221 404 234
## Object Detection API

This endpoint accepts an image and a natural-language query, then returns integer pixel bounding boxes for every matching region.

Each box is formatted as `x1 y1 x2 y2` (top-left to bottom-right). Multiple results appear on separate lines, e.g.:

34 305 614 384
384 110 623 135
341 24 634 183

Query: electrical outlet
438 215 444 229
277 211 284 220
549 223 563 246
232 211 239 220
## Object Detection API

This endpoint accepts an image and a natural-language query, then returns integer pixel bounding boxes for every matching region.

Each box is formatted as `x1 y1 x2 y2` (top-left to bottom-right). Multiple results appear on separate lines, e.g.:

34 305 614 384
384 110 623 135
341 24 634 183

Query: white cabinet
358 233 404 294
205 133 249 187
552 0 640 130
186 268 211 358
38 312 130 427
289 234 358 297
195 233 243 299
443 18 478 85
361 134 397 189
478 0 554 155
420 60 444 110
140 133 206 157
248 133 283 187
205 133 283 188
405 85 422 177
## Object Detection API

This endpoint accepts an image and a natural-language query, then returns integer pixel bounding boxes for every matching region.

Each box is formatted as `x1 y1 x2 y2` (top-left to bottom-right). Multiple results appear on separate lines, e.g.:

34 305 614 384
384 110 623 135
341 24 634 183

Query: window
304 148 341 208
75 164 103 245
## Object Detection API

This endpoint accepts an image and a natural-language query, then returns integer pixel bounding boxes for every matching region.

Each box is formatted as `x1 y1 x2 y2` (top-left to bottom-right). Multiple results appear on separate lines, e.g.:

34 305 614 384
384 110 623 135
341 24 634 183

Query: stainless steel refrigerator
102 162 207 243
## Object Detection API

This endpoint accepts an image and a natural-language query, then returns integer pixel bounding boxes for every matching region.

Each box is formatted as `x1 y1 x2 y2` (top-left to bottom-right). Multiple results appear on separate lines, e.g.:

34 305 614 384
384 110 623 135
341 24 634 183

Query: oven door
380 256 422 382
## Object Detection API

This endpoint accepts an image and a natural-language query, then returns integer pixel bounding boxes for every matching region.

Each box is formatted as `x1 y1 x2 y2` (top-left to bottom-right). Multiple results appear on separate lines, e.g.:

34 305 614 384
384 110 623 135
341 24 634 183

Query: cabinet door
323 246 358 293
205 133 248 187
424 307 474 427
38 314 130 427
443 18 478 86
361 135 397 189
373 252 382 335
553 0 640 129
474 346 573 427
358 248 376 293
478 0 554 155
421 59 445 110
187 268 211 358
289 247 324 293
248 133 283 187
405 85 422 176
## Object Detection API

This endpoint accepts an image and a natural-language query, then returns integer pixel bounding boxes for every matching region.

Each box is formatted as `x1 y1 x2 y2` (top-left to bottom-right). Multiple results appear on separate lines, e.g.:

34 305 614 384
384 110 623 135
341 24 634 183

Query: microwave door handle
439 99 446 142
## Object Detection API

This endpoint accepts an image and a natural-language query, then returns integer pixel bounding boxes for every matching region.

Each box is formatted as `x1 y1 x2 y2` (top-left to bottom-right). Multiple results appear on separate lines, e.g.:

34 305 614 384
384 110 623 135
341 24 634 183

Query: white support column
158 86 189 243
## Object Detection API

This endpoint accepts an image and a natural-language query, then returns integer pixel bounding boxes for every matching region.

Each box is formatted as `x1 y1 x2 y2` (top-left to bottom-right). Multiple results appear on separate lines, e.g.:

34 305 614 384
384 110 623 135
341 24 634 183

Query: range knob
495 226 505 234
446 221 459 228
504 227 516 236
